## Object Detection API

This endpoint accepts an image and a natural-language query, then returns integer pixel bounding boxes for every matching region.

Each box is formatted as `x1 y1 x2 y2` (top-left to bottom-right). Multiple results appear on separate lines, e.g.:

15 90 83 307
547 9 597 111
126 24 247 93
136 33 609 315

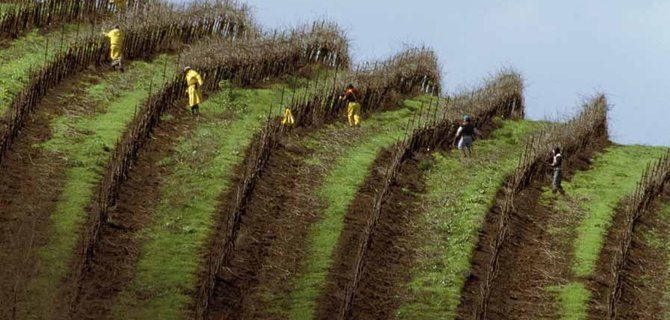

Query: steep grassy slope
0 24 81 115
0 3 17 13
615 199 670 318
284 97 431 319
110 79 314 319
0 54 175 319
542 145 668 319
396 119 544 319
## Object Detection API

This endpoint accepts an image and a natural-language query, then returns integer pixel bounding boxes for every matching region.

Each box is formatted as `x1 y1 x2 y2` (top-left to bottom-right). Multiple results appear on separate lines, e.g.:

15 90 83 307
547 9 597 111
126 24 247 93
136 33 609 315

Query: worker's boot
191 105 199 115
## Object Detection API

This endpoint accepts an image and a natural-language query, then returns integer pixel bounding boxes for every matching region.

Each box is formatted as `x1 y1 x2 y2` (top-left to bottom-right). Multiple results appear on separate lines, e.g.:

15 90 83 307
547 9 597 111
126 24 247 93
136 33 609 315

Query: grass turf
0 24 82 115
110 79 313 319
0 3 17 14
22 54 175 318
546 145 668 319
395 119 544 319
286 96 435 319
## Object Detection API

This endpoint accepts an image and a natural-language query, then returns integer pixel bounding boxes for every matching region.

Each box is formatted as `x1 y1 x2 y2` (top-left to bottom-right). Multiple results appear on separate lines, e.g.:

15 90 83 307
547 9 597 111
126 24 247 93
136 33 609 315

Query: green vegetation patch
287 96 436 319
23 55 175 318
111 81 304 319
548 283 590 320
562 146 667 277
396 119 544 319
548 145 667 319
0 3 17 14
0 24 82 115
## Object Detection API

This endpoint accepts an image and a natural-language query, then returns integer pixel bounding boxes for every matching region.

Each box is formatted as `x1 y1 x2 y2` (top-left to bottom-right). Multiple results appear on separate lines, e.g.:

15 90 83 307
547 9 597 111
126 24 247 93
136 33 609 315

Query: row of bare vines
0 0 252 166
469 94 609 319
0 0 110 39
194 47 441 319
70 22 351 317
603 152 670 318
336 71 526 319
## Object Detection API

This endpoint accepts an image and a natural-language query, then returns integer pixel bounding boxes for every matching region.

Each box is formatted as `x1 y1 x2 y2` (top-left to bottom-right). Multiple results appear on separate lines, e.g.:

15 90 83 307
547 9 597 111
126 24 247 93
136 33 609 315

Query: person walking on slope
339 84 362 127
184 66 204 115
103 25 124 72
455 115 481 159
551 147 565 194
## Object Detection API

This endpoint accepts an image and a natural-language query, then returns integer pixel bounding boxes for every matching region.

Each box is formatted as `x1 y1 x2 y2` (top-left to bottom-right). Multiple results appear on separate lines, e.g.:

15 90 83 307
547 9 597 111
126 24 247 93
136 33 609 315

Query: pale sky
222 1 670 146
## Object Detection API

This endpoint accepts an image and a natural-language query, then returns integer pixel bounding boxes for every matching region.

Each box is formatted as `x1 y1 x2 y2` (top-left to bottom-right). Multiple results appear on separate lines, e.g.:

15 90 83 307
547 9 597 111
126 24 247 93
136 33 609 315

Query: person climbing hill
455 115 481 159
550 147 565 194
183 66 204 115
339 84 362 127
103 25 124 72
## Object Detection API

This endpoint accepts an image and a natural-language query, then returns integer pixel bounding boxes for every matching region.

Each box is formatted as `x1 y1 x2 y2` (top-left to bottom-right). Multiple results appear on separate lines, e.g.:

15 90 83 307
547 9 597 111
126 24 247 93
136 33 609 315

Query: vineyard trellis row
194 48 442 319
0 1 253 315
468 94 609 319
0 0 111 39
70 22 351 318
0 0 252 166
335 71 526 319
604 151 670 319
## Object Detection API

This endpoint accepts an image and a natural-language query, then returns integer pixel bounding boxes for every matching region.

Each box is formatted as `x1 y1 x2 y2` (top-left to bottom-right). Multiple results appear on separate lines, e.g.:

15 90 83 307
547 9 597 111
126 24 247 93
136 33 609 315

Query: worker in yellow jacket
339 84 362 127
103 25 124 72
281 107 295 126
184 66 204 115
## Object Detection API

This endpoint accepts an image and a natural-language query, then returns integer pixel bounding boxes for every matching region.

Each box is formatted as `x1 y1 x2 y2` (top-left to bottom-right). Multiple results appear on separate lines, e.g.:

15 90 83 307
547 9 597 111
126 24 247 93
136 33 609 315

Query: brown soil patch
70 106 194 319
347 153 428 320
589 187 670 319
205 127 363 319
206 137 323 319
314 148 395 319
457 135 608 320
0 70 103 319
308 120 500 319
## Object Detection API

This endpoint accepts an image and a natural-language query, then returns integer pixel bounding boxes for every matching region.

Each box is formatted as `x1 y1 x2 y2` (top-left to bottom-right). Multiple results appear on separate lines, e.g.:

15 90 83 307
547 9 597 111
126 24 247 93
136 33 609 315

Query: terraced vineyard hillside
0 1 669 320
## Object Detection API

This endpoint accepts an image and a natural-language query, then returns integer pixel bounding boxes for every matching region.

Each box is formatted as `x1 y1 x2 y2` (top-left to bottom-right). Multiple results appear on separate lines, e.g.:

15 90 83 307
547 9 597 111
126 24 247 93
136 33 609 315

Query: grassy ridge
396 119 544 319
0 3 17 14
111 80 311 319
545 145 668 319
23 55 175 318
0 24 81 115
287 97 432 319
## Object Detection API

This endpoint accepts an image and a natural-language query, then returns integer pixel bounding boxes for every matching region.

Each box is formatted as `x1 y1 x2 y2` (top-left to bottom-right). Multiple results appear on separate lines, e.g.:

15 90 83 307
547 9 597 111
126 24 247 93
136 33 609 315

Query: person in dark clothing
455 115 481 159
551 147 565 194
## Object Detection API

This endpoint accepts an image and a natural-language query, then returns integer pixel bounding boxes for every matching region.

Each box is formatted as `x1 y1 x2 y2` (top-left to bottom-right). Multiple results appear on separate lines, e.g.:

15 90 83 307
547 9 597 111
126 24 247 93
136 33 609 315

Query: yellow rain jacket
281 108 295 126
185 69 204 107
104 28 123 60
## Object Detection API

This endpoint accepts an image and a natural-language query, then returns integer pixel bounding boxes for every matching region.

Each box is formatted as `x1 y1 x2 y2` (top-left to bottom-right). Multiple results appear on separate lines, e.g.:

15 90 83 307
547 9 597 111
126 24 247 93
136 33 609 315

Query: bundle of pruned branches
178 20 349 85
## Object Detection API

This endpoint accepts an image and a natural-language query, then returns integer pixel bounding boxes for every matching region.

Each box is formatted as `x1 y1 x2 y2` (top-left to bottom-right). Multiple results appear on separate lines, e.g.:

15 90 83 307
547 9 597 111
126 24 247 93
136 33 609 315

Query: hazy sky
240 0 669 146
